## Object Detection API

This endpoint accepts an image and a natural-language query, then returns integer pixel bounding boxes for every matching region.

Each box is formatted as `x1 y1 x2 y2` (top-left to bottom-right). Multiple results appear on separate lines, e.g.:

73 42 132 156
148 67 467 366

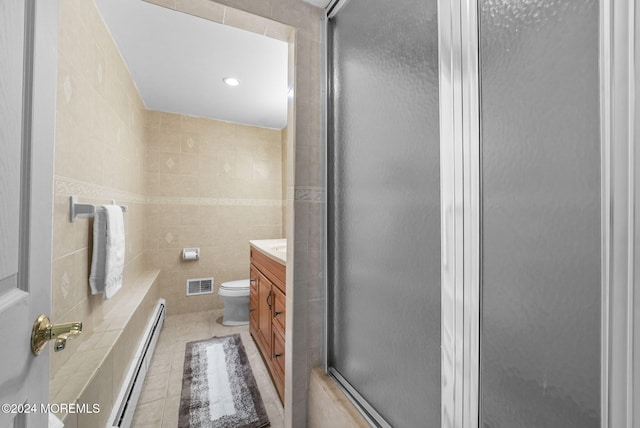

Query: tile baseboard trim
55 176 284 207
293 186 325 202
146 196 283 206
55 176 146 204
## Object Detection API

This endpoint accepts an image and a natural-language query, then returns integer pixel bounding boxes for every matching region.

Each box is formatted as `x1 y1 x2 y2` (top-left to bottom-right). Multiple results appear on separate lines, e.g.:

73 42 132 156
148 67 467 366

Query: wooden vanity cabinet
249 246 286 403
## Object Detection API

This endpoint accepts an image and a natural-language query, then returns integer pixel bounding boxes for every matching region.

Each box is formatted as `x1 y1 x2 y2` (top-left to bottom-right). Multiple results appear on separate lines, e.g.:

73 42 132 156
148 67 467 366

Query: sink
249 239 287 265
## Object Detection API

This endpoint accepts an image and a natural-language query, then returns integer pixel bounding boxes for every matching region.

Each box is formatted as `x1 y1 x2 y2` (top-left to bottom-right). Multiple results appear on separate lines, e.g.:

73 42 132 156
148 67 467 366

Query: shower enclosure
326 0 639 426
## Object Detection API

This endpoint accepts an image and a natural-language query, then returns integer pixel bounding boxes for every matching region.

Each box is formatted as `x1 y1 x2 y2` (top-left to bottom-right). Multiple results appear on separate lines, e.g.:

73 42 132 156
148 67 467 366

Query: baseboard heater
107 298 166 428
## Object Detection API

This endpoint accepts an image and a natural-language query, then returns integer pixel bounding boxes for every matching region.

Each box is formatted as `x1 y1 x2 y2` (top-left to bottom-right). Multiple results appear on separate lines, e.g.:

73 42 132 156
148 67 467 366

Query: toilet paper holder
182 248 200 261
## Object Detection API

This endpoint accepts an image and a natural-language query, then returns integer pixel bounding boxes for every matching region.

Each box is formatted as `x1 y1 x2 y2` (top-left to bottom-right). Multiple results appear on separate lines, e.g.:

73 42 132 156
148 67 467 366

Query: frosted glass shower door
327 0 441 426
478 1 601 427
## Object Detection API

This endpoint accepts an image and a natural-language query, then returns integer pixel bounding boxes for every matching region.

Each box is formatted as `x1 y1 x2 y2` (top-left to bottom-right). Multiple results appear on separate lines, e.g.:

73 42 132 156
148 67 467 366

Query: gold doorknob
31 314 82 355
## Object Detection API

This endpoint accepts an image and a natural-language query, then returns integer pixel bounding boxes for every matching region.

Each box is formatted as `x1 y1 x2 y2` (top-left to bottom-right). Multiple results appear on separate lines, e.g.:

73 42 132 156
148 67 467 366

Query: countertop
249 239 287 265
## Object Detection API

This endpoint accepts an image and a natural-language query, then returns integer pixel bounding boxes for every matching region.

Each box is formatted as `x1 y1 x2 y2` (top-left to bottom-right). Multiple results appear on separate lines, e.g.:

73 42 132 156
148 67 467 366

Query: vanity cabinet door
249 266 259 328
257 271 273 354
272 328 285 401
272 285 286 333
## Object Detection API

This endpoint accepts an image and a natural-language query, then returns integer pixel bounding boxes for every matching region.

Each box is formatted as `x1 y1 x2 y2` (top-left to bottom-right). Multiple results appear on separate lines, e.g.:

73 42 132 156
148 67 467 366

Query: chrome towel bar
69 195 128 223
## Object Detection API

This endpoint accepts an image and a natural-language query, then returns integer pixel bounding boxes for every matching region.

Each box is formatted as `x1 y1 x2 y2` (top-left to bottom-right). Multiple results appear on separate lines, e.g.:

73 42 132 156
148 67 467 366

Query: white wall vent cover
186 278 214 296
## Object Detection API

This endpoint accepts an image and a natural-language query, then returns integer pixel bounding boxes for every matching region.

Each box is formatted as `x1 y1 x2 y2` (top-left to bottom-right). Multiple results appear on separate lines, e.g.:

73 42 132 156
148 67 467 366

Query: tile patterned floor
131 309 284 427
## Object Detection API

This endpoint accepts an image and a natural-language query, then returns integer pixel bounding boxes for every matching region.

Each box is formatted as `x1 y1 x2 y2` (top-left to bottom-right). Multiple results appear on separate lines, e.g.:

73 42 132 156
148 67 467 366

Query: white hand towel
89 205 125 299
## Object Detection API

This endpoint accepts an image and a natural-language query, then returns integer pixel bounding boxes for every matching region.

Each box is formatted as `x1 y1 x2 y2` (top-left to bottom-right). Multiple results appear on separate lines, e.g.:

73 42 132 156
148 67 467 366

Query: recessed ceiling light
223 77 240 87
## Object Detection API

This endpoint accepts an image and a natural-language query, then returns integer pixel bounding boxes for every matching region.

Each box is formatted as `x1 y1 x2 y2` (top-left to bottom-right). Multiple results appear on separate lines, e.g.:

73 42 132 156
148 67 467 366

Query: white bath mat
179 334 269 428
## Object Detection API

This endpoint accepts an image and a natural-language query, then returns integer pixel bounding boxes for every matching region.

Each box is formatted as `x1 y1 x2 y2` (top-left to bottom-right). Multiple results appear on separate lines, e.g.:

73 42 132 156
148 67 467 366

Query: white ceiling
94 0 289 129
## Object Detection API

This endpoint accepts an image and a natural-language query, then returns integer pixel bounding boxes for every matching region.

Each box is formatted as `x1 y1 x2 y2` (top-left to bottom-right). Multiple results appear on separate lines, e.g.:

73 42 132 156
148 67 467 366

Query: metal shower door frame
437 0 480 426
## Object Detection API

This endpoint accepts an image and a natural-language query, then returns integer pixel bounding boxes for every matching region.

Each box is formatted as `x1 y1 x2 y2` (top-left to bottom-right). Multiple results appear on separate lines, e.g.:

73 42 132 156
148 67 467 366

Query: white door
0 0 57 426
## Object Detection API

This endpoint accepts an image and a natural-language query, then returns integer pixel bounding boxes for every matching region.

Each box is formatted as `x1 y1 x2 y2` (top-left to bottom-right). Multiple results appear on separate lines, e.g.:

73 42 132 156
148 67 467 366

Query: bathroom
1 0 639 427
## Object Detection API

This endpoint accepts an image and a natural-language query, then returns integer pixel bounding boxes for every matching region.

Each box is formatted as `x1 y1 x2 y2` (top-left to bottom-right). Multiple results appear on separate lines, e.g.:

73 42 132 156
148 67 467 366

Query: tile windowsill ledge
49 269 160 422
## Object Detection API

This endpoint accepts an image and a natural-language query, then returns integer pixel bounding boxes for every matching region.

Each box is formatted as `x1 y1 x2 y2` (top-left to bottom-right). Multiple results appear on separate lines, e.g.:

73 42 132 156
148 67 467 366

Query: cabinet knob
250 307 256 312
275 311 282 316
274 353 282 358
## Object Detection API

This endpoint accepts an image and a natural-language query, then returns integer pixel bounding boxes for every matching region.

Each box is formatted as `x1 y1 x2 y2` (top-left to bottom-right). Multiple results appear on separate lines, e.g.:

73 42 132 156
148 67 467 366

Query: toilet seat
218 279 250 297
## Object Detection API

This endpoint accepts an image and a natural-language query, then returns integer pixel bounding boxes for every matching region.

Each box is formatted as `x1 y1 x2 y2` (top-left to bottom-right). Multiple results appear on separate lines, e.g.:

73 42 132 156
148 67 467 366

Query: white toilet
218 279 250 326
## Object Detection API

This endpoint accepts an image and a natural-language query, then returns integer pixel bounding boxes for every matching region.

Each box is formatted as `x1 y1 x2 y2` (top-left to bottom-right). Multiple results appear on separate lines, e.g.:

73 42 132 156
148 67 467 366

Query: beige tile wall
144 110 284 315
52 0 147 379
